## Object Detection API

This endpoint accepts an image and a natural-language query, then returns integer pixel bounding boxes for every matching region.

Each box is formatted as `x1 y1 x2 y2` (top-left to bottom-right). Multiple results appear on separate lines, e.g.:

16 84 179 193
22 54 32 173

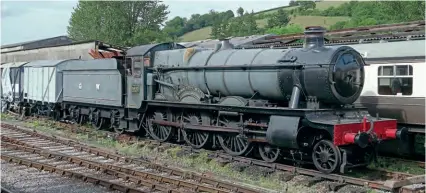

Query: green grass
254 1 346 16
181 15 349 42
179 26 212 42
314 1 347 10
289 15 349 28
179 1 349 42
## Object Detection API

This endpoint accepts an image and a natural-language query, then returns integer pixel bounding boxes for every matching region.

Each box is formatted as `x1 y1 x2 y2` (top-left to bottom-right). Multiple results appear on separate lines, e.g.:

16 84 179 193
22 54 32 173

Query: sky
0 0 289 46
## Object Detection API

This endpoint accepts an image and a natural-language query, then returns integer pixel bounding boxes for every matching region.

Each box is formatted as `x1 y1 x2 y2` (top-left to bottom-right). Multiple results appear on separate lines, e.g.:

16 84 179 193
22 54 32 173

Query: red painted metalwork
333 119 397 146
385 129 398 138
88 49 123 59
343 133 357 143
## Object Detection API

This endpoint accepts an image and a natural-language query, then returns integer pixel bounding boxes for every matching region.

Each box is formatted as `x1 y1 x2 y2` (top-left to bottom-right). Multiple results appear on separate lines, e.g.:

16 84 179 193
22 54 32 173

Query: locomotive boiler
9 26 405 174
151 27 363 107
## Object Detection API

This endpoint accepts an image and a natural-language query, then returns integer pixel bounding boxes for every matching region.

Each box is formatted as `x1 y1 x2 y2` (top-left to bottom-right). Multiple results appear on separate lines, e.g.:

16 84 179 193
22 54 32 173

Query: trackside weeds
0 114 406 193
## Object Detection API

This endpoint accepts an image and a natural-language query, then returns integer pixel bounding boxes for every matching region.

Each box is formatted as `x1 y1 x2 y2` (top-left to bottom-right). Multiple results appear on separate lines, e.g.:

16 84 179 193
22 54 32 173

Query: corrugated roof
0 62 29 69
24 59 75 67
180 34 276 49
1 35 72 49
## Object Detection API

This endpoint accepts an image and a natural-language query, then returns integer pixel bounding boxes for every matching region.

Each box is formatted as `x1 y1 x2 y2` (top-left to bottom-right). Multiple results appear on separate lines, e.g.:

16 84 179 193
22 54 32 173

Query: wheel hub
154 112 165 121
319 152 330 162
263 146 272 153
188 116 200 125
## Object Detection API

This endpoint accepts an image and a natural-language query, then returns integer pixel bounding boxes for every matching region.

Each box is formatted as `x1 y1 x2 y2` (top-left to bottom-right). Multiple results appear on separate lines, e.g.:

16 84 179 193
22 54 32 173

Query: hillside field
179 1 348 42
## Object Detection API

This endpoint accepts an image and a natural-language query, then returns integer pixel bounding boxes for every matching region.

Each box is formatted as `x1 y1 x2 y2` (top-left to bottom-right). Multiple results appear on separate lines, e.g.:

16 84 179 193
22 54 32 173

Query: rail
1 187 14 193
0 123 263 193
2 122 424 192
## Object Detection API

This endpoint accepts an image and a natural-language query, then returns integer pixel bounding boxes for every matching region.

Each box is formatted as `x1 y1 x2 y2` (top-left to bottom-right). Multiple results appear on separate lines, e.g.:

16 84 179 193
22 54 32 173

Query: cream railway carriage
351 39 425 157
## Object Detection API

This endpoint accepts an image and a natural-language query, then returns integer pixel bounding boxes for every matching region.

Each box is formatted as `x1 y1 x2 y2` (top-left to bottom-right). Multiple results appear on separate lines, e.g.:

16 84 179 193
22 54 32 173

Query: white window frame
377 64 413 96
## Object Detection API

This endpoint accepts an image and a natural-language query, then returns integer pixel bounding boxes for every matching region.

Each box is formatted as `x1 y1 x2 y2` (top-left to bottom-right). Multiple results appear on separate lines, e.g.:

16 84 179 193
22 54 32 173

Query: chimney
303 26 326 49
219 38 234 50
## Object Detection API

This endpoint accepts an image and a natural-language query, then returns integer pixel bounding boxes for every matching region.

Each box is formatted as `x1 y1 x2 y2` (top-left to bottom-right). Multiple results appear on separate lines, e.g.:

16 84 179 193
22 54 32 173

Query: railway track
1 187 14 193
0 123 263 193
1 121 424 193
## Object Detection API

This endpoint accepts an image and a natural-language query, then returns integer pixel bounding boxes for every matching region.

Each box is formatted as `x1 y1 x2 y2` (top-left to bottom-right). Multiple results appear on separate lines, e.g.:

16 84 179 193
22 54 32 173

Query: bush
266 24 304 35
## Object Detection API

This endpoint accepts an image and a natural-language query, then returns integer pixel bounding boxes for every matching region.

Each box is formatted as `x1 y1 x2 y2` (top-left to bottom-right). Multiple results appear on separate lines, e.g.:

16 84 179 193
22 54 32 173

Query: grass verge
1 115 312 192
1 114 423 192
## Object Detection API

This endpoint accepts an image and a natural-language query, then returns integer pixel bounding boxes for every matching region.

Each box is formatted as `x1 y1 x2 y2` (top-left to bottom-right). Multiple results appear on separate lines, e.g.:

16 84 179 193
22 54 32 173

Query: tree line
67 0 425 47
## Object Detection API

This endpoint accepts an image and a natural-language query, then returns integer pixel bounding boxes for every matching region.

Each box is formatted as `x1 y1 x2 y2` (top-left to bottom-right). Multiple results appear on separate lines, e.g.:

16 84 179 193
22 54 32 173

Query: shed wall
1 42 96 63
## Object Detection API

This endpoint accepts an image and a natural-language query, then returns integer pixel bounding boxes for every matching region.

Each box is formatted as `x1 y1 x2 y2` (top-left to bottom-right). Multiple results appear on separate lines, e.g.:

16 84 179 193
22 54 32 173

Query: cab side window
132 57 143 78
125 58 132 76
377 65 413 95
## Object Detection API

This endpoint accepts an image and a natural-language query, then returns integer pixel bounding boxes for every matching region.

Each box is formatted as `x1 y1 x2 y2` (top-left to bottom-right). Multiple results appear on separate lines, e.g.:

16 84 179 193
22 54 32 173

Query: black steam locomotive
2 26 406 173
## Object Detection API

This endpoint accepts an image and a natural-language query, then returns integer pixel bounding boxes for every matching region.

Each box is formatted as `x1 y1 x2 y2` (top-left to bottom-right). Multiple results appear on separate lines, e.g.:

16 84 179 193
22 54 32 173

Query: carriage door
125 57 144 109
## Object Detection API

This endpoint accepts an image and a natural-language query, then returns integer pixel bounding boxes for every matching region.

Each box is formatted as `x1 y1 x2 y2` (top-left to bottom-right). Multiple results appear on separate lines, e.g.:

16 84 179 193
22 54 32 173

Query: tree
213 10 260 38
266 9 290 28
163 16 187 38
266 24 303 35
289 0 298 6
211 20 231 39
244 11 260 35
222 10 235 21
67 0 170 46
237 7 244 16
298 1 316 11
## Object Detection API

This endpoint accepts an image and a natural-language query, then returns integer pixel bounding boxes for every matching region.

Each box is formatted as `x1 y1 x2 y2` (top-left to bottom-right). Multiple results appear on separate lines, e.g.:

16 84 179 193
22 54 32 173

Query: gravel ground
1 160 119 193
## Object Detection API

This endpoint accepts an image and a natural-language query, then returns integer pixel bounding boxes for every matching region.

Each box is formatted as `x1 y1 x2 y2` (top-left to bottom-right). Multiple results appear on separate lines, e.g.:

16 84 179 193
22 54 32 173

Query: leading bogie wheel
312 139 342 173
258 144 281 162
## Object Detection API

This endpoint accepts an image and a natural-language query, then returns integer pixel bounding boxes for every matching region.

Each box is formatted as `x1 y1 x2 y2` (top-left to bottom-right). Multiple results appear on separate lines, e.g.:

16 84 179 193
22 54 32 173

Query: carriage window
377 65 413 96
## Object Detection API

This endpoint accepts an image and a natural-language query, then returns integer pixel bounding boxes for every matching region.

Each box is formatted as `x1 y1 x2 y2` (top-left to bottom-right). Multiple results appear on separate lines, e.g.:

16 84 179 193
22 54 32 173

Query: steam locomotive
1 26 407 173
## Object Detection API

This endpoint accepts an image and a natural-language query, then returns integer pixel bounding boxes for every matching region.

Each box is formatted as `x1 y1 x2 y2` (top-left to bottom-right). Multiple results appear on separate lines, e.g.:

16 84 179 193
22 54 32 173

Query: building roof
24 59 74 67
179 34 276 49
1 35 73 49
0 62 29 69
